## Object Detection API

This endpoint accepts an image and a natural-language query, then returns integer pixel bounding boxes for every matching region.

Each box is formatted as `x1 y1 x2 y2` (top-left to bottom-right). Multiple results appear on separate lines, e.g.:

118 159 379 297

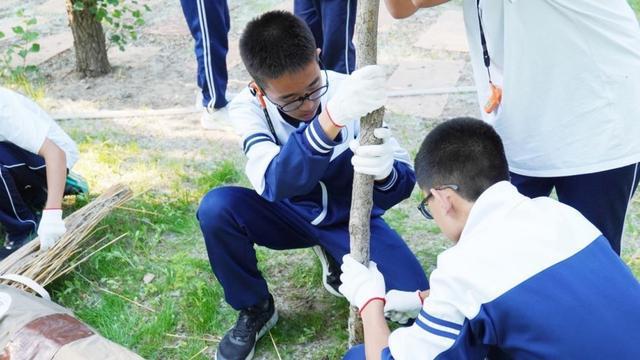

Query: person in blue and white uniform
0 87 80 259
196 11 429 360
340 118 640 360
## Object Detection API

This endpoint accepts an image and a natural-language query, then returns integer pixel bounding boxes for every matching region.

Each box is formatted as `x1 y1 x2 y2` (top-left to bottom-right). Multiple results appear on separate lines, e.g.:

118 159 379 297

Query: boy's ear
431 188 453 215
316 48 322 58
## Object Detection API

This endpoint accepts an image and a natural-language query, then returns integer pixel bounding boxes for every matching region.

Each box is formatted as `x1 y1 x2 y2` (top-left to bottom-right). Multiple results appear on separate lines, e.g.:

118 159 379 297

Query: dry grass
0 184 133 291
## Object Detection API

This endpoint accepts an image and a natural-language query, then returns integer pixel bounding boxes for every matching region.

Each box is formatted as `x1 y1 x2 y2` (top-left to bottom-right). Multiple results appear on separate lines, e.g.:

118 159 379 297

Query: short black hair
239 11 317 87
414 117 510 201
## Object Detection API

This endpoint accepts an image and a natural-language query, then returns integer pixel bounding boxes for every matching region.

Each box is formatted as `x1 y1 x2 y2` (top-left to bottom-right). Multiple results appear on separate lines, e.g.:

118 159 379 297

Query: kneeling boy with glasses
340 117 640 359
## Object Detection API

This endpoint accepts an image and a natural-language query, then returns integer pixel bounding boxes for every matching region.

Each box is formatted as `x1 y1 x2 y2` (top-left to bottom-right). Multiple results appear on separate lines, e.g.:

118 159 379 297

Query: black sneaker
215 295 278 360
312 246 343 297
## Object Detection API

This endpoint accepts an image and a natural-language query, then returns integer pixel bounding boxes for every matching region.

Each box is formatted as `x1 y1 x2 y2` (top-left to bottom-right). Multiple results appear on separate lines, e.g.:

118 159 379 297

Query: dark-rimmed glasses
264 63 329 113
417 184 459 220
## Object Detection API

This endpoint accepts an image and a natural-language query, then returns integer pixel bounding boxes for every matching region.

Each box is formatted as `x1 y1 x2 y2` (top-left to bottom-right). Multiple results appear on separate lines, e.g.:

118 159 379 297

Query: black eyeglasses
265 64 329 113
417 184 459 220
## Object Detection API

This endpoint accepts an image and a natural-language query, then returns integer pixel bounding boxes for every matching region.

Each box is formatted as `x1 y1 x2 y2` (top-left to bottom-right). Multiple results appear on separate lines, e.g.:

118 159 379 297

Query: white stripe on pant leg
345 0 351 74
196 0 217 110
620 162 639 248
0 170 37 231
2 163 46 170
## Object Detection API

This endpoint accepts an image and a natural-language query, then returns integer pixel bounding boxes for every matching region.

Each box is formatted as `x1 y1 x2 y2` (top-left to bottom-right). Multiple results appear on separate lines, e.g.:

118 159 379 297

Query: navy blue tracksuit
180 0 230 110
294 0 357 74
0 142 47 242
197 73 428 310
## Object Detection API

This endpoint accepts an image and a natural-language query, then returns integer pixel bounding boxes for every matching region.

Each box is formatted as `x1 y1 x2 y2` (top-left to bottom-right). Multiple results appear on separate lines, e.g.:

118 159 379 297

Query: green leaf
110 34 121 43
16 9 25 17
17 49 28 59
96 7 108 21
0 31 5 39
113 9 122 18
132 10 141 18
25 65 38 73
26 18 37 26
12 26 24 35
107 0 119 5
143 4 151 11
30 43 40 53
134 18 144 26
24 31 39 42
73 2 85 11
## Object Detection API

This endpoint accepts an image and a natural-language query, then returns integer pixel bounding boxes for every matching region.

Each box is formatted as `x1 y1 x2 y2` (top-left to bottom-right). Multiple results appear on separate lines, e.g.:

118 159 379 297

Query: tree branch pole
348 0 384 347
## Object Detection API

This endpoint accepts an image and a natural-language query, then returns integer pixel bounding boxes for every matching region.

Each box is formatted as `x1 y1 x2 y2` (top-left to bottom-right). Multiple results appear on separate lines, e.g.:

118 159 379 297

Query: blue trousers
511 162 640 254
294 0 357 74
180 0 230 109
0 142 47 241
197 186 429 310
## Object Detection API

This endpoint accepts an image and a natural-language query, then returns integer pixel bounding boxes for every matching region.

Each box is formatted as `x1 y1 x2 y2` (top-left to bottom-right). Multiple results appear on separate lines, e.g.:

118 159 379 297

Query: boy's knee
197 187 237 226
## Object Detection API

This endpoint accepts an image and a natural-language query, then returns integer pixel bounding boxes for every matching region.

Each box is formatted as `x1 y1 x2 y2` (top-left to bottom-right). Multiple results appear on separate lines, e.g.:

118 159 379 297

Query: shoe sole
311 246 344 298
215 309 278 360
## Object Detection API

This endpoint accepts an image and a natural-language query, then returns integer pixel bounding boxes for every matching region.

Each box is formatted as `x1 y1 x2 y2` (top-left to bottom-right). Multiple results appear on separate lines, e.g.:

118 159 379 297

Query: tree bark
65 0 111 77
348 0 384 348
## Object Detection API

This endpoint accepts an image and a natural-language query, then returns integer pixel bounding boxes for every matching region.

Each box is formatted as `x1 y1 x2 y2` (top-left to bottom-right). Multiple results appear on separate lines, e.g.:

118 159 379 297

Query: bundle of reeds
0 184 133 292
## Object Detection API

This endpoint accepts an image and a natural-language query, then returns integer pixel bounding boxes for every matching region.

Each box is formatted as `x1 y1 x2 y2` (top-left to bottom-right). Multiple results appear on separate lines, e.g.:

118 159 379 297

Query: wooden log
348 0 384 348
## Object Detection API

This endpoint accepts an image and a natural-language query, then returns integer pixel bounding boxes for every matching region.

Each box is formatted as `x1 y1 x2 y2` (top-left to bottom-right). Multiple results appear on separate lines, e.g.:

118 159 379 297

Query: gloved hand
339 254 386 311
326 65 387 127
37 209 66 251
384 289 424 325
350 127 395 180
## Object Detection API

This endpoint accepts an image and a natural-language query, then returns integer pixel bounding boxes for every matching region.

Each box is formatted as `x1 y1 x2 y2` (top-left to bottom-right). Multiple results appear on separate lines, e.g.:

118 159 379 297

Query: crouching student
0 87 82 259
340 118 640 359
195 11 429 360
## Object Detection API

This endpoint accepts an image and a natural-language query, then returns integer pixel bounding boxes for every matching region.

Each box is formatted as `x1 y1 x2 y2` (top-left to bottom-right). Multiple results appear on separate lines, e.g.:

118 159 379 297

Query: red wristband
325 107 344 128
358 297 385 316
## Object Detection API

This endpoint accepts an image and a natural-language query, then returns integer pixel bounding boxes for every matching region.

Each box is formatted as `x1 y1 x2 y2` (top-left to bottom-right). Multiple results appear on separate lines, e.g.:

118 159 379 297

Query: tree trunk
65 0 111 77
348 0 383 348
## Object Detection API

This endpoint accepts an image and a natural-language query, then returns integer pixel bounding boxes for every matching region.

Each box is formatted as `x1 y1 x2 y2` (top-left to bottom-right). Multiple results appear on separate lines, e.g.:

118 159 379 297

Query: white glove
339 254 386 311
384 289 424 325
350 127 394 180
37 209 66 251
326 65 387 127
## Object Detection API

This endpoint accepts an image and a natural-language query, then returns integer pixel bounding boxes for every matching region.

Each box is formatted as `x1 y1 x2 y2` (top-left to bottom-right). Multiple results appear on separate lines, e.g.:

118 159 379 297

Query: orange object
484 82 502 114
249 81 267 109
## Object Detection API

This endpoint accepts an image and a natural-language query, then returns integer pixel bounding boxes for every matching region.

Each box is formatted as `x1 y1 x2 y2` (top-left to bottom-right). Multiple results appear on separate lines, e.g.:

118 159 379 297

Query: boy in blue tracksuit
340 118 640 360
196 10 428 360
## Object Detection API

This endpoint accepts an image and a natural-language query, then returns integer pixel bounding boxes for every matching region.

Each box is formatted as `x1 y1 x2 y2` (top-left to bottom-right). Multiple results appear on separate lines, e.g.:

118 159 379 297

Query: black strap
476 0 492 82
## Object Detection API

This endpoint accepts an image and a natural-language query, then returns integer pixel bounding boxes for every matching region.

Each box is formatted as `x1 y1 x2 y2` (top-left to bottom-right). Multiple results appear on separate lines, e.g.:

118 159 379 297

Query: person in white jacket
384 0 640 255
340 118 640 360
0 87 80 258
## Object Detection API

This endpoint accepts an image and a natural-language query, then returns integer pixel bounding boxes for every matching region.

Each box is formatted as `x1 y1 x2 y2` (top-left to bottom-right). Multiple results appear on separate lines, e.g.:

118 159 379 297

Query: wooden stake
348 0 383 347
